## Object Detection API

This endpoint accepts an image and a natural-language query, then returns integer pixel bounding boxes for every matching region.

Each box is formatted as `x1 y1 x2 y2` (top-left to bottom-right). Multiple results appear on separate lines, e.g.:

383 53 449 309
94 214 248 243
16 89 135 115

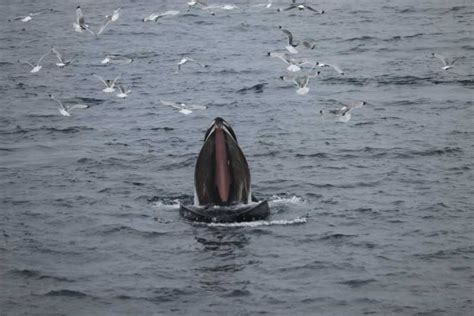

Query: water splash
203 217 307 228
268 195 305 205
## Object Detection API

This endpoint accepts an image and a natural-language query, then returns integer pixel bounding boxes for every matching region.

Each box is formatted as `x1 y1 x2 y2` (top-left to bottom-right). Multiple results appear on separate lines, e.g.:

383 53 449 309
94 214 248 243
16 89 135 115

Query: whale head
194 117 251 206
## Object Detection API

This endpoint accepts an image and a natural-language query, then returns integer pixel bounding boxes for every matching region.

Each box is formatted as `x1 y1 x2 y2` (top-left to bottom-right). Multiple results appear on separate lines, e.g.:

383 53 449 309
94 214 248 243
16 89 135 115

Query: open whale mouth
194 117 250 206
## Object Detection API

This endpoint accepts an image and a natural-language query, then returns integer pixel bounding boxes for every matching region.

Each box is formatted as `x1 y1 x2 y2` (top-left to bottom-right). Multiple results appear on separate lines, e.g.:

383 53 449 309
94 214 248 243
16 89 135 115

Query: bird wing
328 63 344 74
76 7 84 25
304 5 322 13
295 75 309 88
37 51 50 64
66 104 89 110
347 101 365 109
51 47 64 63
282 5 297 11
112 75 121 86
49 94 62 107
97 20 111 36
160 100 184 110
432 53 447 66
450 56 464 65
93 74 108 86
281 28 295 45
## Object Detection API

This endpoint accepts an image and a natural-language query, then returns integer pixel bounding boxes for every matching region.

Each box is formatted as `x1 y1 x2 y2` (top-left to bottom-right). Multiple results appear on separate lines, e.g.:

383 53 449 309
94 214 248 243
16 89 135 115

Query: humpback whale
180 117 270 222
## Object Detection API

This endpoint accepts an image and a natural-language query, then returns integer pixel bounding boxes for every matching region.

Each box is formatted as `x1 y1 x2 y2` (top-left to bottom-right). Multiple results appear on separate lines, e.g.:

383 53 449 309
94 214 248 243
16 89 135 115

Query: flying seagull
51 47 75 68
280 71 320 95
21 51 50 73
176 57 208 73
320 101 366 122
317 63 344 75
92 73 121 93
280 27 300 54
116 85 131 98
278 3 324 14
432 53 464 70
160 100 207 115
49 94 89 117
9 9 53 22
73 6 95 36
143 10 180 22
101 55 133 65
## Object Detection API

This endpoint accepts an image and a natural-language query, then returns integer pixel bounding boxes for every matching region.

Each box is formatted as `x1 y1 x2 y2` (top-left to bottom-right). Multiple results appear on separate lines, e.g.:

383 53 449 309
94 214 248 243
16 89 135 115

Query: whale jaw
194 117 250 207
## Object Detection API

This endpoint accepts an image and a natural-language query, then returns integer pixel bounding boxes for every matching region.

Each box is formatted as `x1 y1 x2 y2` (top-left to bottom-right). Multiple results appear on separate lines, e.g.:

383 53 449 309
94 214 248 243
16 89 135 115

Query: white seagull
280 27 299 54
278 3 324 14
251 0 272 8
320 101 366 122
51 47 74 68
9 9 53 22
101 55 133 65
143 10 180 22
22 51 50 73
73 6 95 36
281 71 320 95
116 85 131 98
432 53 464 70
160 100 207 115
49 94 89 117
176 57 208 73
318 62 344 75
268 52 317 72
92 74 121 93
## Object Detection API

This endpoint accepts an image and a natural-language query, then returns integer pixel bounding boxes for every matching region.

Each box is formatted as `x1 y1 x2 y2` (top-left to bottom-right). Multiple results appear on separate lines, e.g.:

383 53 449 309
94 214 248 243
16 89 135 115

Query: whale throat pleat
215 128 231 202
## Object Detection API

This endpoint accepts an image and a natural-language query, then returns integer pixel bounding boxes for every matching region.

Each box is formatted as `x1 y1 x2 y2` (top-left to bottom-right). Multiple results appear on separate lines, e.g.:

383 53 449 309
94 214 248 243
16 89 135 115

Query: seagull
251 0 272 8
116 85 131 98
22 51 50 73
187 0 216 15
280 27 299 54
160 100 207 115
280 71 320 95
320 101 366 122
49 94 89 117
101 55 133 65
176 57 208 73
73 6 95 36
96 8 121 36
9 9 53 22
278 3 324 14
143 10 180 22
318 63 344 75
92 73 120 93
51 48 74 68
432 53 464 70
207 4 239 10
268 52 317 72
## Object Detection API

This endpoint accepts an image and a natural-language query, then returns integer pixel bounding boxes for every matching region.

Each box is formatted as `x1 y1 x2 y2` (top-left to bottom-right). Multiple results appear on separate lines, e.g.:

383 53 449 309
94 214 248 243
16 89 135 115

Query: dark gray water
1 0 473 314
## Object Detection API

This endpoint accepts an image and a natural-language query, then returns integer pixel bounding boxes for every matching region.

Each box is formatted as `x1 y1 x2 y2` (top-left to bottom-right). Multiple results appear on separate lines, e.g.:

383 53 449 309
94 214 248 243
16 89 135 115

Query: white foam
269 195 305 205
205 217 307 227
153 199 180 210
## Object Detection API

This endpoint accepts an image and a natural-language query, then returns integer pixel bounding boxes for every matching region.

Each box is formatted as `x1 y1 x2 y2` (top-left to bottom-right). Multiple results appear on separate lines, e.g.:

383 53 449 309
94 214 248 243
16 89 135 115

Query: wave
337 278 376 288
44 289 88 297
11 269 72 282
99 224 167 238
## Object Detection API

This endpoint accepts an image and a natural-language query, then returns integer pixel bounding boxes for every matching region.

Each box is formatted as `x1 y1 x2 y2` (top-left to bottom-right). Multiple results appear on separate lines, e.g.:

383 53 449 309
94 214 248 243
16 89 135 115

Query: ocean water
1 0 473 315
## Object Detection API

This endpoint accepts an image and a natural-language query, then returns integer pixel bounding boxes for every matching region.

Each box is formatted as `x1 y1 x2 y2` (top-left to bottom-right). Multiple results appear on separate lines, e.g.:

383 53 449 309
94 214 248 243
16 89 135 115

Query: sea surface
1 0 473 315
